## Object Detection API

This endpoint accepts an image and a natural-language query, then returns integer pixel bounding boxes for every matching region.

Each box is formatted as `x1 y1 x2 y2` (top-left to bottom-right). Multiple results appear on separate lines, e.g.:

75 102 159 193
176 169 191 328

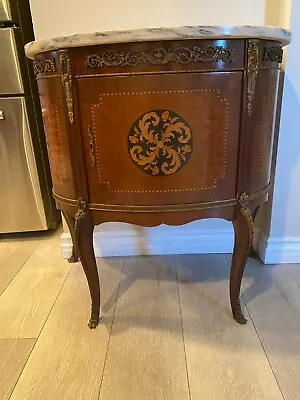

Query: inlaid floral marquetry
128 109 193 176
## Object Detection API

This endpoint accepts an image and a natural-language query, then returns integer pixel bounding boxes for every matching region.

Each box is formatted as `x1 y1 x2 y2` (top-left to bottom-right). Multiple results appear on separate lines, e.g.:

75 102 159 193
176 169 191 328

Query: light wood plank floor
0 228 300 399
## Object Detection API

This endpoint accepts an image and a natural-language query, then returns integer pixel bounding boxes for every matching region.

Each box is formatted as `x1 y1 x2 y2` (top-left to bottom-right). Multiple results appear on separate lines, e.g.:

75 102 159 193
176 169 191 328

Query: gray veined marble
25 25 291 59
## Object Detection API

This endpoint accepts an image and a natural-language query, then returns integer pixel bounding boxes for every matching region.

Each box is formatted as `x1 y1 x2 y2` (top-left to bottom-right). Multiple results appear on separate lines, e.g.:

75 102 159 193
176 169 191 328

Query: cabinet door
77 72 242 206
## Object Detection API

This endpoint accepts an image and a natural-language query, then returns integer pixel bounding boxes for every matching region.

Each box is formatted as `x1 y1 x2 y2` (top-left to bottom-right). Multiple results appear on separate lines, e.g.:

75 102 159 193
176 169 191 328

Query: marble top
25 25 291 59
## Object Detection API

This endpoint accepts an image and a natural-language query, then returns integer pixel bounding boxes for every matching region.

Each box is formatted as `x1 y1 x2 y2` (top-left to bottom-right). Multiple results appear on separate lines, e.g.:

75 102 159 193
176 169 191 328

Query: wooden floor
0 228 300 400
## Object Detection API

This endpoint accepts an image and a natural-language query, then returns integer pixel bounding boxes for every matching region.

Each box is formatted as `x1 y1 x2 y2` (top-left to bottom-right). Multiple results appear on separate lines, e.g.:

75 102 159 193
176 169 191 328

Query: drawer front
77 72 242 205
72 39 245 77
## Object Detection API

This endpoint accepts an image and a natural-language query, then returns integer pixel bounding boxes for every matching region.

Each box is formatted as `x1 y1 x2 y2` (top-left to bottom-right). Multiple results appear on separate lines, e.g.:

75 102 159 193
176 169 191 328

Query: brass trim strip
89 199 237 212
54 184 271 213
36 66 278 81
248 182 272 201
74 67 244 79
53 191 236 212
53 191 78 206
36 74 61 79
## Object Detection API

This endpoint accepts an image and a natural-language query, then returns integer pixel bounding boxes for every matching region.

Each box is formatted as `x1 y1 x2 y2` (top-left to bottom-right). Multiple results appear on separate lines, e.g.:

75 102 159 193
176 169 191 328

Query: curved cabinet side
36 73 76 200
237 39 282 202
34 49 91 209
248 67 280 194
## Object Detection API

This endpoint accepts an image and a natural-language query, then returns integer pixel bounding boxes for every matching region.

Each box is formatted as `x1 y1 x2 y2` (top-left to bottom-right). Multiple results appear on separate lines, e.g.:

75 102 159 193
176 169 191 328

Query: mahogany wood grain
230 204 253 324
33 38 283 328
62 211 79 263
74 209 100 329
90 206 236 227
77 72 242 206
37 77 76 198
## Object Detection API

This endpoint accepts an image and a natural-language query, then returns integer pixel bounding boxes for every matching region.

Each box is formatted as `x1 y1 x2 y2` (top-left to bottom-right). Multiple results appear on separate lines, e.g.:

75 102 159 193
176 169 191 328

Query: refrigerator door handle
0 109 5 120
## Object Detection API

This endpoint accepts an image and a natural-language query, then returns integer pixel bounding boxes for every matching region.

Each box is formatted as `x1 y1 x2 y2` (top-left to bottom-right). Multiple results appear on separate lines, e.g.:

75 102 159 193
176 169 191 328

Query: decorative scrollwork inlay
247 40 259 116
128 109 193 176
88 125 96 167
264 46 283 63
58 49 74 124
33 58 56 75
86 46 233 68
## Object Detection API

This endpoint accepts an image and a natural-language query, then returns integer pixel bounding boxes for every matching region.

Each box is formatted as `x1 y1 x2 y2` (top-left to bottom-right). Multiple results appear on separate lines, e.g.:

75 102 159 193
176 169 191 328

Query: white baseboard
258 232 300 264
61 227 235 258
61 225 300 264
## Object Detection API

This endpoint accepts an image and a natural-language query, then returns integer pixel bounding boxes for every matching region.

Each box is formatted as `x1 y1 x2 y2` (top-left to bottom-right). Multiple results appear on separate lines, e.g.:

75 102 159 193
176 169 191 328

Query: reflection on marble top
25 25 291 59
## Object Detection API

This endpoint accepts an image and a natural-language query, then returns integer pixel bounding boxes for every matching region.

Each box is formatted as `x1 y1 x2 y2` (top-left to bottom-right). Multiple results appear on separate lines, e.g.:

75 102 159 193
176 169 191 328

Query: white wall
29 0 269 257
29 0 266 39
259 0 300 263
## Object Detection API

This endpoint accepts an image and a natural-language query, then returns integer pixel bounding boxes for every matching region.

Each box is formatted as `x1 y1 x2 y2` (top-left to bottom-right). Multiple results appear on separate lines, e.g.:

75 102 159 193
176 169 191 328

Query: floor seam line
174 255 192 400
241 294 286 400
7 338 37 400
8 259 72 400
0 252 34 297
97 257 125 400
0 232 66 297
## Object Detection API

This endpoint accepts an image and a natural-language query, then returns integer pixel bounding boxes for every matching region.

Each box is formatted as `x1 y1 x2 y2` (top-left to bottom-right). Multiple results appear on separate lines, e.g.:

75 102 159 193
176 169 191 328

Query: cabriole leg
62 211 79 263
74 199 100 329
230 194 253 325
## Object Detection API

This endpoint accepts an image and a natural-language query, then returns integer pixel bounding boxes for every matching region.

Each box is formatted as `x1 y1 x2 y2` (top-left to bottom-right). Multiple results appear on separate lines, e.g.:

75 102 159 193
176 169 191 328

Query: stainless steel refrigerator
0 0 60 233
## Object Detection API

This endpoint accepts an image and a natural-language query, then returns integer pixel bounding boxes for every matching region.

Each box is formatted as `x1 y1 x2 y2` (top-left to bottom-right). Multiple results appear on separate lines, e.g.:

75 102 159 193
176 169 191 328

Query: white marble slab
25 25 291 59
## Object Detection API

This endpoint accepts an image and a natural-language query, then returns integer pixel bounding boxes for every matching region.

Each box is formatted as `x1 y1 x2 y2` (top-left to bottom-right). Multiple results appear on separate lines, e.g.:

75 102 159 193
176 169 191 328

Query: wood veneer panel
77 72 242 206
